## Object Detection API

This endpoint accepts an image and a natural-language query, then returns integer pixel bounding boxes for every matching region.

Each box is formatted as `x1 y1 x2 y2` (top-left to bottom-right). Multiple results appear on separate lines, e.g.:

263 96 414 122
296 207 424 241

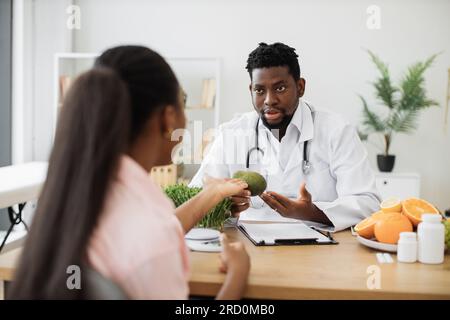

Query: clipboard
237 222 338 246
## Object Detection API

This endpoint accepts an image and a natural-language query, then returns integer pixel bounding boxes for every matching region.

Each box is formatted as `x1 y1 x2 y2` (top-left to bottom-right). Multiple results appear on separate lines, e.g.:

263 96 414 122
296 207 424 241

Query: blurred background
1 0 449 229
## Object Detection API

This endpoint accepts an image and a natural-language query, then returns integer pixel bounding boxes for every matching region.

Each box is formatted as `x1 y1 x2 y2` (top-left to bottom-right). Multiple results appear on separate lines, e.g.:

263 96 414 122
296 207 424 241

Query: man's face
249 66 305 127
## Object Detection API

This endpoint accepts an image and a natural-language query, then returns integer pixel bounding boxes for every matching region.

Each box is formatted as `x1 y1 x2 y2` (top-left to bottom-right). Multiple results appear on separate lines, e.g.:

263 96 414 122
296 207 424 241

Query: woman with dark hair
9 45 250 299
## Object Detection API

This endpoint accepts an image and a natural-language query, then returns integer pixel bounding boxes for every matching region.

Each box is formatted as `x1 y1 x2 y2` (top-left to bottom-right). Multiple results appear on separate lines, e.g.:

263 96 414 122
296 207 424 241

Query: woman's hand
218 234 250 274
203 175 248 201
215 233 250 300
203 175 251 217
174 176 248 234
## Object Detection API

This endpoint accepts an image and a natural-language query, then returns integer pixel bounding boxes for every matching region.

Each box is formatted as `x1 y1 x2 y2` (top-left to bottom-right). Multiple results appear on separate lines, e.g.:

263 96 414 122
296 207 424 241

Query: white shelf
52 53 220 182
52 53 221 148
52 53 99 142
54 52 99 59
166 57 221 129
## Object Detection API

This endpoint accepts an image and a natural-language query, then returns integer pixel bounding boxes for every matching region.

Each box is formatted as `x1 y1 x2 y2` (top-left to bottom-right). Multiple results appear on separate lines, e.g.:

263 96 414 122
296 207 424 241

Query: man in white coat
190 42 380 231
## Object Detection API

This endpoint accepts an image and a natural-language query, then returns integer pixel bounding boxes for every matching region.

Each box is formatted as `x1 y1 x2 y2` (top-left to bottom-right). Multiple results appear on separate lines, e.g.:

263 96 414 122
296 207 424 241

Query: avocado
232 170 267 196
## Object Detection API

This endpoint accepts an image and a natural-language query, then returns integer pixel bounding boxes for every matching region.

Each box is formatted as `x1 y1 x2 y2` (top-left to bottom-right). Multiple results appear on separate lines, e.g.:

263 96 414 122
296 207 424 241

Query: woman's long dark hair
9 46 179 299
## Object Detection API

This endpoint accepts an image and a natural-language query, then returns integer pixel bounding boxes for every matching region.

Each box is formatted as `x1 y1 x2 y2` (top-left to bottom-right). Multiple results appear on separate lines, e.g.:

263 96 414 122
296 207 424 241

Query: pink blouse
87 155 190 299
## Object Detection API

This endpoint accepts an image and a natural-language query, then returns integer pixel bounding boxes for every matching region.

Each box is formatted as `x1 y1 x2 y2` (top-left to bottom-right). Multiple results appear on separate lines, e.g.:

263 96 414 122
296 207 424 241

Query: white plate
186 239 222 252
185 228 220 241
356 235 397 253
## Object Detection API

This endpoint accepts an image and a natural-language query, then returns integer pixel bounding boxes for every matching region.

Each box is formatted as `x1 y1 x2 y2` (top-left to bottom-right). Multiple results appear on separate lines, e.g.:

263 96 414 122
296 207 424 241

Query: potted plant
358 50 439 172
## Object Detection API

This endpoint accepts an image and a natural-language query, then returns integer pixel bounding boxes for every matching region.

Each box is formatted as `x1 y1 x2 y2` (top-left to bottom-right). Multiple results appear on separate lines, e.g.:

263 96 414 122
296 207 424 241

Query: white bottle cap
399 232 416 240
422 214 442 223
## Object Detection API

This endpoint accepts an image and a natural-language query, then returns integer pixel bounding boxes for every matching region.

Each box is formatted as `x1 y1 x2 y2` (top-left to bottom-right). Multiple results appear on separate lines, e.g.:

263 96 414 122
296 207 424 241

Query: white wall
29 0 450 209
14 0 73 163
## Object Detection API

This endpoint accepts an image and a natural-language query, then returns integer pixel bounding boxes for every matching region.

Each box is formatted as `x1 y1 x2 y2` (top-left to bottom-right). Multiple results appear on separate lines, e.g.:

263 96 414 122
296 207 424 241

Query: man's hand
260 182 332 225
230 189 252 217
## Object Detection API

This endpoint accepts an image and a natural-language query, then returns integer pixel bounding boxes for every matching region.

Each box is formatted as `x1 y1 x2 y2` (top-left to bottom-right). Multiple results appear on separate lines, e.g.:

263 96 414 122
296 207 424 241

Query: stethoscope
246 103 314 175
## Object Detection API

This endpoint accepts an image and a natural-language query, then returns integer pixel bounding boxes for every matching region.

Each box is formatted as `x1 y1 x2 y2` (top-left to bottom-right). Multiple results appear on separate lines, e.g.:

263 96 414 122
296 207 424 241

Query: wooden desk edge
189 280 450 300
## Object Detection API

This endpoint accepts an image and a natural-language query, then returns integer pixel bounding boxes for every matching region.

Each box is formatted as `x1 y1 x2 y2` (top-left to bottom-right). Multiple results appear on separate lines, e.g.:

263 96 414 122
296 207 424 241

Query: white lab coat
190 99 381 231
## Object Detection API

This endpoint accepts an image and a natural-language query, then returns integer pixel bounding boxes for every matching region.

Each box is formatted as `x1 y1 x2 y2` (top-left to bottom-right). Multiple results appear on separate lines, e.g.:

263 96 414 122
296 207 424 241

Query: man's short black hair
246 42 300 80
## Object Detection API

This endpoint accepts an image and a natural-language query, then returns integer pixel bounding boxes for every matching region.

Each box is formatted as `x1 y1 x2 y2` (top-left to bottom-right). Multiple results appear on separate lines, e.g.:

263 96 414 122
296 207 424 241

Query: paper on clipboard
239 207 336 233
238 221 334 245
239 207 300 223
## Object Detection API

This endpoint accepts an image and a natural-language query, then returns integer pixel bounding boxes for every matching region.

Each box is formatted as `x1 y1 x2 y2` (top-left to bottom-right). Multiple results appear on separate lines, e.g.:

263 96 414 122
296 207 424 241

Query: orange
380 197 402 213
402 198 440 226
355 211 386 239
374 212 413 244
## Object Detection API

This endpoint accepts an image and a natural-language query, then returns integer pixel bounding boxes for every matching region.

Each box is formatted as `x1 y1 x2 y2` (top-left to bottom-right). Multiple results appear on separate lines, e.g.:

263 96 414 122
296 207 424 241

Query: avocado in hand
232 170 267 196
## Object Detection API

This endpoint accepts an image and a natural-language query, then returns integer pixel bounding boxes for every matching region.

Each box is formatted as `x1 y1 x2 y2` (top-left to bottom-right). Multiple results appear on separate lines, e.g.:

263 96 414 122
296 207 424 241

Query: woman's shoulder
87 155 185 281
112 155 176 214
99 164 181 253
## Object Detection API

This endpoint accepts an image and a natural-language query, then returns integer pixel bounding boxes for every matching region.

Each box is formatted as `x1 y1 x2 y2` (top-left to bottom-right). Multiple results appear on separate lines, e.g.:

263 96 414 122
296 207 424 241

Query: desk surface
1 228 449 299
0 247 20 282
189 227 450 299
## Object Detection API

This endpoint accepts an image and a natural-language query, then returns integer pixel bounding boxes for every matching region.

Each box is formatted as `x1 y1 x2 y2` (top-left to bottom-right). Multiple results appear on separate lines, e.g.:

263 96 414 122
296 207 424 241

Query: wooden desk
1 228 449 299
189 227 450 299
0 247 21 299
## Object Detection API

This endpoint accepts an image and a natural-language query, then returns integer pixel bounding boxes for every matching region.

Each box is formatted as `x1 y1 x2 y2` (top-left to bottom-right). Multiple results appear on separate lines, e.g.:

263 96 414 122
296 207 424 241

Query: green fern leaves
359 50 439 154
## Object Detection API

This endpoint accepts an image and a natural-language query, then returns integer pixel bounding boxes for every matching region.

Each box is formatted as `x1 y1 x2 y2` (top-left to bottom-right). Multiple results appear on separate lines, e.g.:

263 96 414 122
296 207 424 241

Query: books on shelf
59 75 72 104
193 128 215 161
199 78 216 109
57 75 73 119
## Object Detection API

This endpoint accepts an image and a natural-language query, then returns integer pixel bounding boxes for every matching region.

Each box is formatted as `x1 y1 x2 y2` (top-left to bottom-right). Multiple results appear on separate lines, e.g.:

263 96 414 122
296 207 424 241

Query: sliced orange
374 212 413 244
380 197 402 213
402 198 440 226
354 211 385 239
